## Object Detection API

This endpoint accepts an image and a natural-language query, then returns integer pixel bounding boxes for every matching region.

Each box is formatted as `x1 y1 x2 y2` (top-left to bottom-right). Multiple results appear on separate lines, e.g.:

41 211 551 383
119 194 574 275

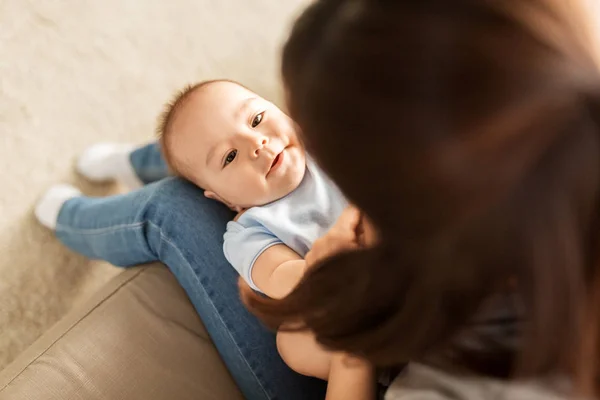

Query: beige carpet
0 0 309 369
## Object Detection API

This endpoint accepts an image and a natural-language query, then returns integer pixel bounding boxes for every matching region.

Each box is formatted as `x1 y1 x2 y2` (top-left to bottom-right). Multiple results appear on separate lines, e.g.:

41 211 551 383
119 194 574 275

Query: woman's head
250 0 600 392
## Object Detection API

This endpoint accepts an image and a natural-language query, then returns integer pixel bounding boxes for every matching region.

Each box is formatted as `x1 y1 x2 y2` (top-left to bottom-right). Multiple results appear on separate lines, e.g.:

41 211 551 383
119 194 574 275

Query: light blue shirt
223 158 347 291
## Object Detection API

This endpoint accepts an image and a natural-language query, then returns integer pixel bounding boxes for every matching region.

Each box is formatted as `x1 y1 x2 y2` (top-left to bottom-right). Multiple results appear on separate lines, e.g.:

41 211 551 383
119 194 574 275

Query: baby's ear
204 191 243 213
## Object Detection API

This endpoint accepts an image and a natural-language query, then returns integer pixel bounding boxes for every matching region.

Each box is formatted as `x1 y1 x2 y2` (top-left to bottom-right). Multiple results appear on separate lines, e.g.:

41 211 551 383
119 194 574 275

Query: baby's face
169 81 306 209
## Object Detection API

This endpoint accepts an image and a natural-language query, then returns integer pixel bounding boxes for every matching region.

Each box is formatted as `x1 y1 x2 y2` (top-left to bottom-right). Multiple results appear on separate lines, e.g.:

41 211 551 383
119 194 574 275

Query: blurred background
0 0 309 369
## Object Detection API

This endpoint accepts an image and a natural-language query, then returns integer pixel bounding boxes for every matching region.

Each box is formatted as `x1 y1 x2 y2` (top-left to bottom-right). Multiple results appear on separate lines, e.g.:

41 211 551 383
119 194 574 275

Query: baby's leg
276 329 332 380
77 142 168 189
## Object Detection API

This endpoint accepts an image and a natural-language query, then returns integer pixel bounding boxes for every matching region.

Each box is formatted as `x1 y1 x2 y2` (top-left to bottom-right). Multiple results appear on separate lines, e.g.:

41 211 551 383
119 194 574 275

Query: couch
0 264 244 400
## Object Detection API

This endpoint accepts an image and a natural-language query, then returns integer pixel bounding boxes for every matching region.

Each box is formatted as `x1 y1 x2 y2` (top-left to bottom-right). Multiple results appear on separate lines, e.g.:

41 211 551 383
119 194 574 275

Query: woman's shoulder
385 363 567 400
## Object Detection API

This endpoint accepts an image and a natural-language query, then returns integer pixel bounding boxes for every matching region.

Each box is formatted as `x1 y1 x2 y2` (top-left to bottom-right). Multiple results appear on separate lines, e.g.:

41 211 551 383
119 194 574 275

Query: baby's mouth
267 151 284 177
271 154 281 169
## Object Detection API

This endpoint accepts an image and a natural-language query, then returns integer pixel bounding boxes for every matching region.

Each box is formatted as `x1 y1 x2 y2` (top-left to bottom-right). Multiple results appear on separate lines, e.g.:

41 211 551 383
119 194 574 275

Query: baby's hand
305 206 362 268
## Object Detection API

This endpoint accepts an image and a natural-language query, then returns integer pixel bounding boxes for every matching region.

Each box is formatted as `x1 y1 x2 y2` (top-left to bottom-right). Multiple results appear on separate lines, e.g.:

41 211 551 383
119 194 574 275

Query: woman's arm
326 354 377 400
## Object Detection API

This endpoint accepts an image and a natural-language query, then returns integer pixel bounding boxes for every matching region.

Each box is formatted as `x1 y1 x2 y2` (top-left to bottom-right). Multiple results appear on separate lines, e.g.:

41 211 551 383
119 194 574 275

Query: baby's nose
253 138 268 156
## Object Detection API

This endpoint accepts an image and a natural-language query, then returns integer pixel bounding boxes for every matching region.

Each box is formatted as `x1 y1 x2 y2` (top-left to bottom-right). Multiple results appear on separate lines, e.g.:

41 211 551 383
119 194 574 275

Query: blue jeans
55 143 326 400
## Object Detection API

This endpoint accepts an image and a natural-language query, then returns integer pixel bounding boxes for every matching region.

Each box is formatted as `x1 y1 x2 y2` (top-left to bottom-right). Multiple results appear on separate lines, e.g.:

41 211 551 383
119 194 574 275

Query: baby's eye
251 112 265 128
224 150 237 167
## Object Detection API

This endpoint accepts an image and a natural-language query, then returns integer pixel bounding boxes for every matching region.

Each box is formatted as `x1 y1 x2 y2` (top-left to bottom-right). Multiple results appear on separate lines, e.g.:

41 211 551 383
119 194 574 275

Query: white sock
35 184 81 230
76 143 143 190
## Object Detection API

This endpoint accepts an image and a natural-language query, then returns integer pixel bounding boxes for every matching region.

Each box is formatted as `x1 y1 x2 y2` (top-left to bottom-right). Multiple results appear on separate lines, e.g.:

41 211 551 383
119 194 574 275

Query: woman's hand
326 353 376 400
305 206 362 268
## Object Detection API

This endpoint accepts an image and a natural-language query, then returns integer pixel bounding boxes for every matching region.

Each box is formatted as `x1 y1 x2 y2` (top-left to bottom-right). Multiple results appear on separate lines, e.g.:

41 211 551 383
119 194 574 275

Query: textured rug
0 0 309 369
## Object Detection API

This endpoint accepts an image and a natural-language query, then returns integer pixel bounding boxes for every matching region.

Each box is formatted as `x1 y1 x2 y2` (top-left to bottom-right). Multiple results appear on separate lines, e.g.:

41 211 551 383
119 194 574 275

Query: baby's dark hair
156 79 249 180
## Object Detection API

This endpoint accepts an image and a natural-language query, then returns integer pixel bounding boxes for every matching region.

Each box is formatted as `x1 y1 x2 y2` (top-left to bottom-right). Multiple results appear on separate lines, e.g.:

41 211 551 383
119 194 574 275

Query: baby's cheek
229 178 267 206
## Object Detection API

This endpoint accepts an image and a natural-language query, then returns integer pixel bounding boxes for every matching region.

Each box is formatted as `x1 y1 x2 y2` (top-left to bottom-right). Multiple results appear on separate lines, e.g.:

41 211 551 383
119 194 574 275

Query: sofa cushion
0 264 243 400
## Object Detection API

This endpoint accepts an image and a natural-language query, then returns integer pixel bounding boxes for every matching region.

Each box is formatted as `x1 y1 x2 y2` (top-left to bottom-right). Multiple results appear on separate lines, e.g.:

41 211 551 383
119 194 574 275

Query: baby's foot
35 184 81 230
76 143 142 189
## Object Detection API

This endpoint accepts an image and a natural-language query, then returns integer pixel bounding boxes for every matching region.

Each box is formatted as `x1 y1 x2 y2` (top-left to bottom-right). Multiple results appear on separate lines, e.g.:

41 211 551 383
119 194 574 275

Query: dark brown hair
243 0 600 394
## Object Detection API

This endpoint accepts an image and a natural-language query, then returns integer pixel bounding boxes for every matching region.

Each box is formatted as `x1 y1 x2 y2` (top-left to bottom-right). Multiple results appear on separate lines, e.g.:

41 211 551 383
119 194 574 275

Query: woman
253 0 600 398
36 0 600 398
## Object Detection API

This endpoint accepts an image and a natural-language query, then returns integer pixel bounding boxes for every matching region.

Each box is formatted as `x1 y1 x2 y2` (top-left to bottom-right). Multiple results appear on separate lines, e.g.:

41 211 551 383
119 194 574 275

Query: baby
155 80 347 298
157 79 348 379
61 79 347 380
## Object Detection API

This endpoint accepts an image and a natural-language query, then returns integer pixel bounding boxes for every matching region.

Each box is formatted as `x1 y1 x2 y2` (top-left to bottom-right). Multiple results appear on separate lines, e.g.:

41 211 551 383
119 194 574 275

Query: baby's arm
251 244 306 299
250 244 339 380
